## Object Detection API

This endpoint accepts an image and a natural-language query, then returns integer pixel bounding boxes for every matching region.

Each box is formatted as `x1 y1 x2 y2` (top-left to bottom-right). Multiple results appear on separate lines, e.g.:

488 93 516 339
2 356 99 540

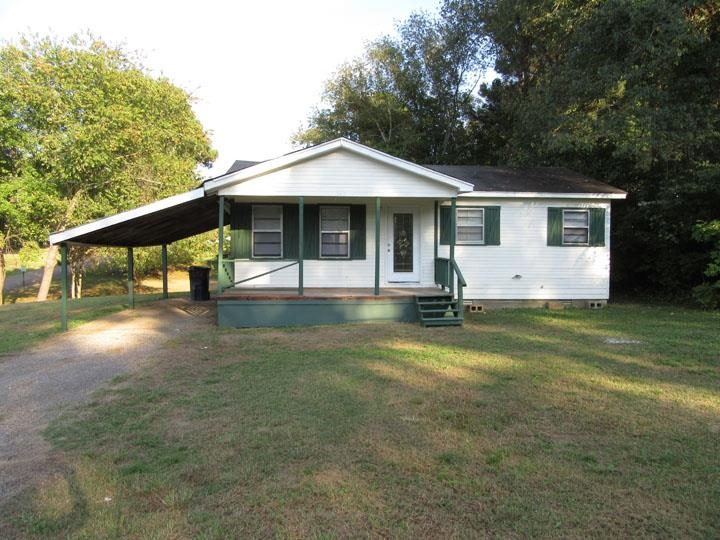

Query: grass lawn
2 304 719 538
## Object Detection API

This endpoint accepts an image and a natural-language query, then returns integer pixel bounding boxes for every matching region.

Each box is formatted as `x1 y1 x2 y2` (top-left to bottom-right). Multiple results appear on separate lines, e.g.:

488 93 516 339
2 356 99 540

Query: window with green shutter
440 205 501 246
228 202 366 260
547 207 606 246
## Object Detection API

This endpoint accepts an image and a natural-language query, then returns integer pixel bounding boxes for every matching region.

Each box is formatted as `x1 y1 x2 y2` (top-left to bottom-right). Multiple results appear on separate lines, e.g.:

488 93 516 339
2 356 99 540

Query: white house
50 138 626 328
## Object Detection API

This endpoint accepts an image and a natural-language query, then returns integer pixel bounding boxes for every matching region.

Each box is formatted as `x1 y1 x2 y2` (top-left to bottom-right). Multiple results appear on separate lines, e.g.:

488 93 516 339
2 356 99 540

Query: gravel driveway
0 298 215 502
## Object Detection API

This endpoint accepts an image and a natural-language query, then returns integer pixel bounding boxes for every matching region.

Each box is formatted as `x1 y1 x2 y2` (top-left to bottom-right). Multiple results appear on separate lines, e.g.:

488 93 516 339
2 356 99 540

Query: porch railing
219 259 235 289
221 260 299 291
434 257 467 315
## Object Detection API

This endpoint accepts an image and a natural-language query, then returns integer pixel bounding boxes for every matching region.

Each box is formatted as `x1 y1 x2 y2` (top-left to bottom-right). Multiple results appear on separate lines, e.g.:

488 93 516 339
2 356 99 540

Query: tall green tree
294 1 490 164
474 0 720 299
0 35 216 302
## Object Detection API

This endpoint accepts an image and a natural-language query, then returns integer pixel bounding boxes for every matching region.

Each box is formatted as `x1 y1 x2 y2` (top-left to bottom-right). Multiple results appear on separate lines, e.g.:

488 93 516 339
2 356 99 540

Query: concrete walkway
0 298 215 502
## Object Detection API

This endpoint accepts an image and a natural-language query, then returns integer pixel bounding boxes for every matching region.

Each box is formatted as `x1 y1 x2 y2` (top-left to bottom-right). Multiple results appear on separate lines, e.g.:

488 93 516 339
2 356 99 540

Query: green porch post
449 198 456 296
127 247 134 309
60 244 68 331
374 197 381 296
298 196 304 296
217 195 225 295
434 200 439 261
161 243 168 299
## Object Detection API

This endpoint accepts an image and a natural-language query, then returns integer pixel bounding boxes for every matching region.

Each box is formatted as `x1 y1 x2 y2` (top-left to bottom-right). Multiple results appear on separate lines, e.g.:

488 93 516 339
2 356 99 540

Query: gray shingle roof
424 165 626 195
226 160 261 174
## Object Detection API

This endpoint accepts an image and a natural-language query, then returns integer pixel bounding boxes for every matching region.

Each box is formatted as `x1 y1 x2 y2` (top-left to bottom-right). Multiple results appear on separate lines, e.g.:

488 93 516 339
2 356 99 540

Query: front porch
216 287 462 328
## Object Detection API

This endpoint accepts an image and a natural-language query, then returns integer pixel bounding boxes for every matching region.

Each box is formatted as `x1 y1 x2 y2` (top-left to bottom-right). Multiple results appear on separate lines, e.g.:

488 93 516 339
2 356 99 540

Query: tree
0 34 216 302
294 0 490 164
474 0 720 298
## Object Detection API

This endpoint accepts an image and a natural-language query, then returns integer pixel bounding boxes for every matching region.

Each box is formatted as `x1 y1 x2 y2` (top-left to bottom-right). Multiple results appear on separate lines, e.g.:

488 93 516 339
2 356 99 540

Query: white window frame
456 207 485 245
562 209 590 246
252 205 283 258
319 205 350 259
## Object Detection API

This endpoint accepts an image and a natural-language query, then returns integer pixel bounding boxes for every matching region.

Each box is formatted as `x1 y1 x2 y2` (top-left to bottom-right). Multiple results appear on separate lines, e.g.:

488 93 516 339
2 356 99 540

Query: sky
0 0 442 178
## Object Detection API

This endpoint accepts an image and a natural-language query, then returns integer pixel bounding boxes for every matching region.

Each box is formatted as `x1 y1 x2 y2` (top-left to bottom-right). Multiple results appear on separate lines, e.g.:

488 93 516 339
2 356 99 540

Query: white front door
387 207 420 283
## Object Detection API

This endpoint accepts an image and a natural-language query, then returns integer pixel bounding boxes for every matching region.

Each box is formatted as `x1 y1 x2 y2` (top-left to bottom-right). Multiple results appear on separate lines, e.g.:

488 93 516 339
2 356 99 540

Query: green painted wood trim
161 244 168 299
375 197 380 295
230 202 252 259
547 207 563 246
589 208 606 246
439 205 451 245
304 205 320 259
449 198 456 296
283 204 299 259
218 297 418 328
298 197 304 296
485 206 501 245
127 247 134 309
60 244 68 331
217 195 225 294
434 200 439 259
349 204 366 259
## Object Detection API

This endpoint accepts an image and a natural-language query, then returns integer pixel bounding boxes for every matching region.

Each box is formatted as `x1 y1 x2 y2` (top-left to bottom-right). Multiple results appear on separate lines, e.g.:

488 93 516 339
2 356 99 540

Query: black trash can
188 266 210 301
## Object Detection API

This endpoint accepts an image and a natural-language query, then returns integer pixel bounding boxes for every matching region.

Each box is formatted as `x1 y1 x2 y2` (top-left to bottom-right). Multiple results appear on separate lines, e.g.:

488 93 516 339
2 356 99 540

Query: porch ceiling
49 189 227 248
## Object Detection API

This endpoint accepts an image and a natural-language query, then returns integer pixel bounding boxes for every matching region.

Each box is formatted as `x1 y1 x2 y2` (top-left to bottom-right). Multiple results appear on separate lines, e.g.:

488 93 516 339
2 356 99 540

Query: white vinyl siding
457 207 484 244
252 205 282 258
320 206 350 258
233 200 438 289
219 150 461 198
563 210 589 245
439 199 612 300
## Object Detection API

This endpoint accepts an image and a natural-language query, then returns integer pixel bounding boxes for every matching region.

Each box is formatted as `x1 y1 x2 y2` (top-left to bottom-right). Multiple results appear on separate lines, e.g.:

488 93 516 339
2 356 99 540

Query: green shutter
230 202 252 259
304 205 319 259
283 204 299 259
484 206 501 245
547 208 563 246
589 208 606 247
439 206 452 245
349 204 366 259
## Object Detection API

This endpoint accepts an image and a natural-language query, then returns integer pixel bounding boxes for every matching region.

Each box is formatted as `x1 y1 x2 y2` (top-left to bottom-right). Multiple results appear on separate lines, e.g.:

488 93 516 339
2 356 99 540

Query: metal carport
49 188 229 330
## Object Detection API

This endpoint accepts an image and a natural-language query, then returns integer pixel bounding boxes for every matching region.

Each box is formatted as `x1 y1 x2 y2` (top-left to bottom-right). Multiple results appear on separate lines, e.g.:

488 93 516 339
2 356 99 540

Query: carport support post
60 244 68 331
217 195 224 295
127 247 135 309
161 244 169 299
298 196 304 296
374 197 380 296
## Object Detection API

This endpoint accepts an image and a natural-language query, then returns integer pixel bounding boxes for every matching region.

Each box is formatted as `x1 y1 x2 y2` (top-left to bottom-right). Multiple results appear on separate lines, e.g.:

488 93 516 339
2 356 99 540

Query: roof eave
49 188 207 245
459 191 627 199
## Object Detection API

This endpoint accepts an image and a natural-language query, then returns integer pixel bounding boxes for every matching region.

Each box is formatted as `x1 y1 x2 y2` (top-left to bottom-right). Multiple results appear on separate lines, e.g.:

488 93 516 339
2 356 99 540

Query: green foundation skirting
217 298 418 328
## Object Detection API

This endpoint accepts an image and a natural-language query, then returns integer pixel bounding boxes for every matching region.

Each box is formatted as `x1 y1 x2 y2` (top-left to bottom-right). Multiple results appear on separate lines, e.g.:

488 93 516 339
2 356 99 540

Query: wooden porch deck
218 287 445 301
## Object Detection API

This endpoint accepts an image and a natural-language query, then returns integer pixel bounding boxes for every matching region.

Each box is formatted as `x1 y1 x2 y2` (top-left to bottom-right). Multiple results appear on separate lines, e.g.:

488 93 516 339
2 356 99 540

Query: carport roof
49 188 226 247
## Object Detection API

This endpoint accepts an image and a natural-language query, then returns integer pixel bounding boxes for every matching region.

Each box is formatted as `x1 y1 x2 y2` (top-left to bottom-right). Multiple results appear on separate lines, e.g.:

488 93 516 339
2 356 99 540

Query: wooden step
421 316 463 327
415 295 463 327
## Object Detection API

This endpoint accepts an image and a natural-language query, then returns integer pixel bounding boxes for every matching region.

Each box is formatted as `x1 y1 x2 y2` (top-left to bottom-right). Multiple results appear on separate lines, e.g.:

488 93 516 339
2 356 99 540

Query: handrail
222 261 299 291
450 258 466 320
434 256 466 320
450 258 467 288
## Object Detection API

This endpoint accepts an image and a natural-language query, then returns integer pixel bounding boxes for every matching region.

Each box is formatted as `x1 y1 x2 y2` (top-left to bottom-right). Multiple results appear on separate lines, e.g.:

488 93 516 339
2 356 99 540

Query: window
456 207 484 244
440 206 500 246
252 205 282 257
562 210 589 245
320 206 350 258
